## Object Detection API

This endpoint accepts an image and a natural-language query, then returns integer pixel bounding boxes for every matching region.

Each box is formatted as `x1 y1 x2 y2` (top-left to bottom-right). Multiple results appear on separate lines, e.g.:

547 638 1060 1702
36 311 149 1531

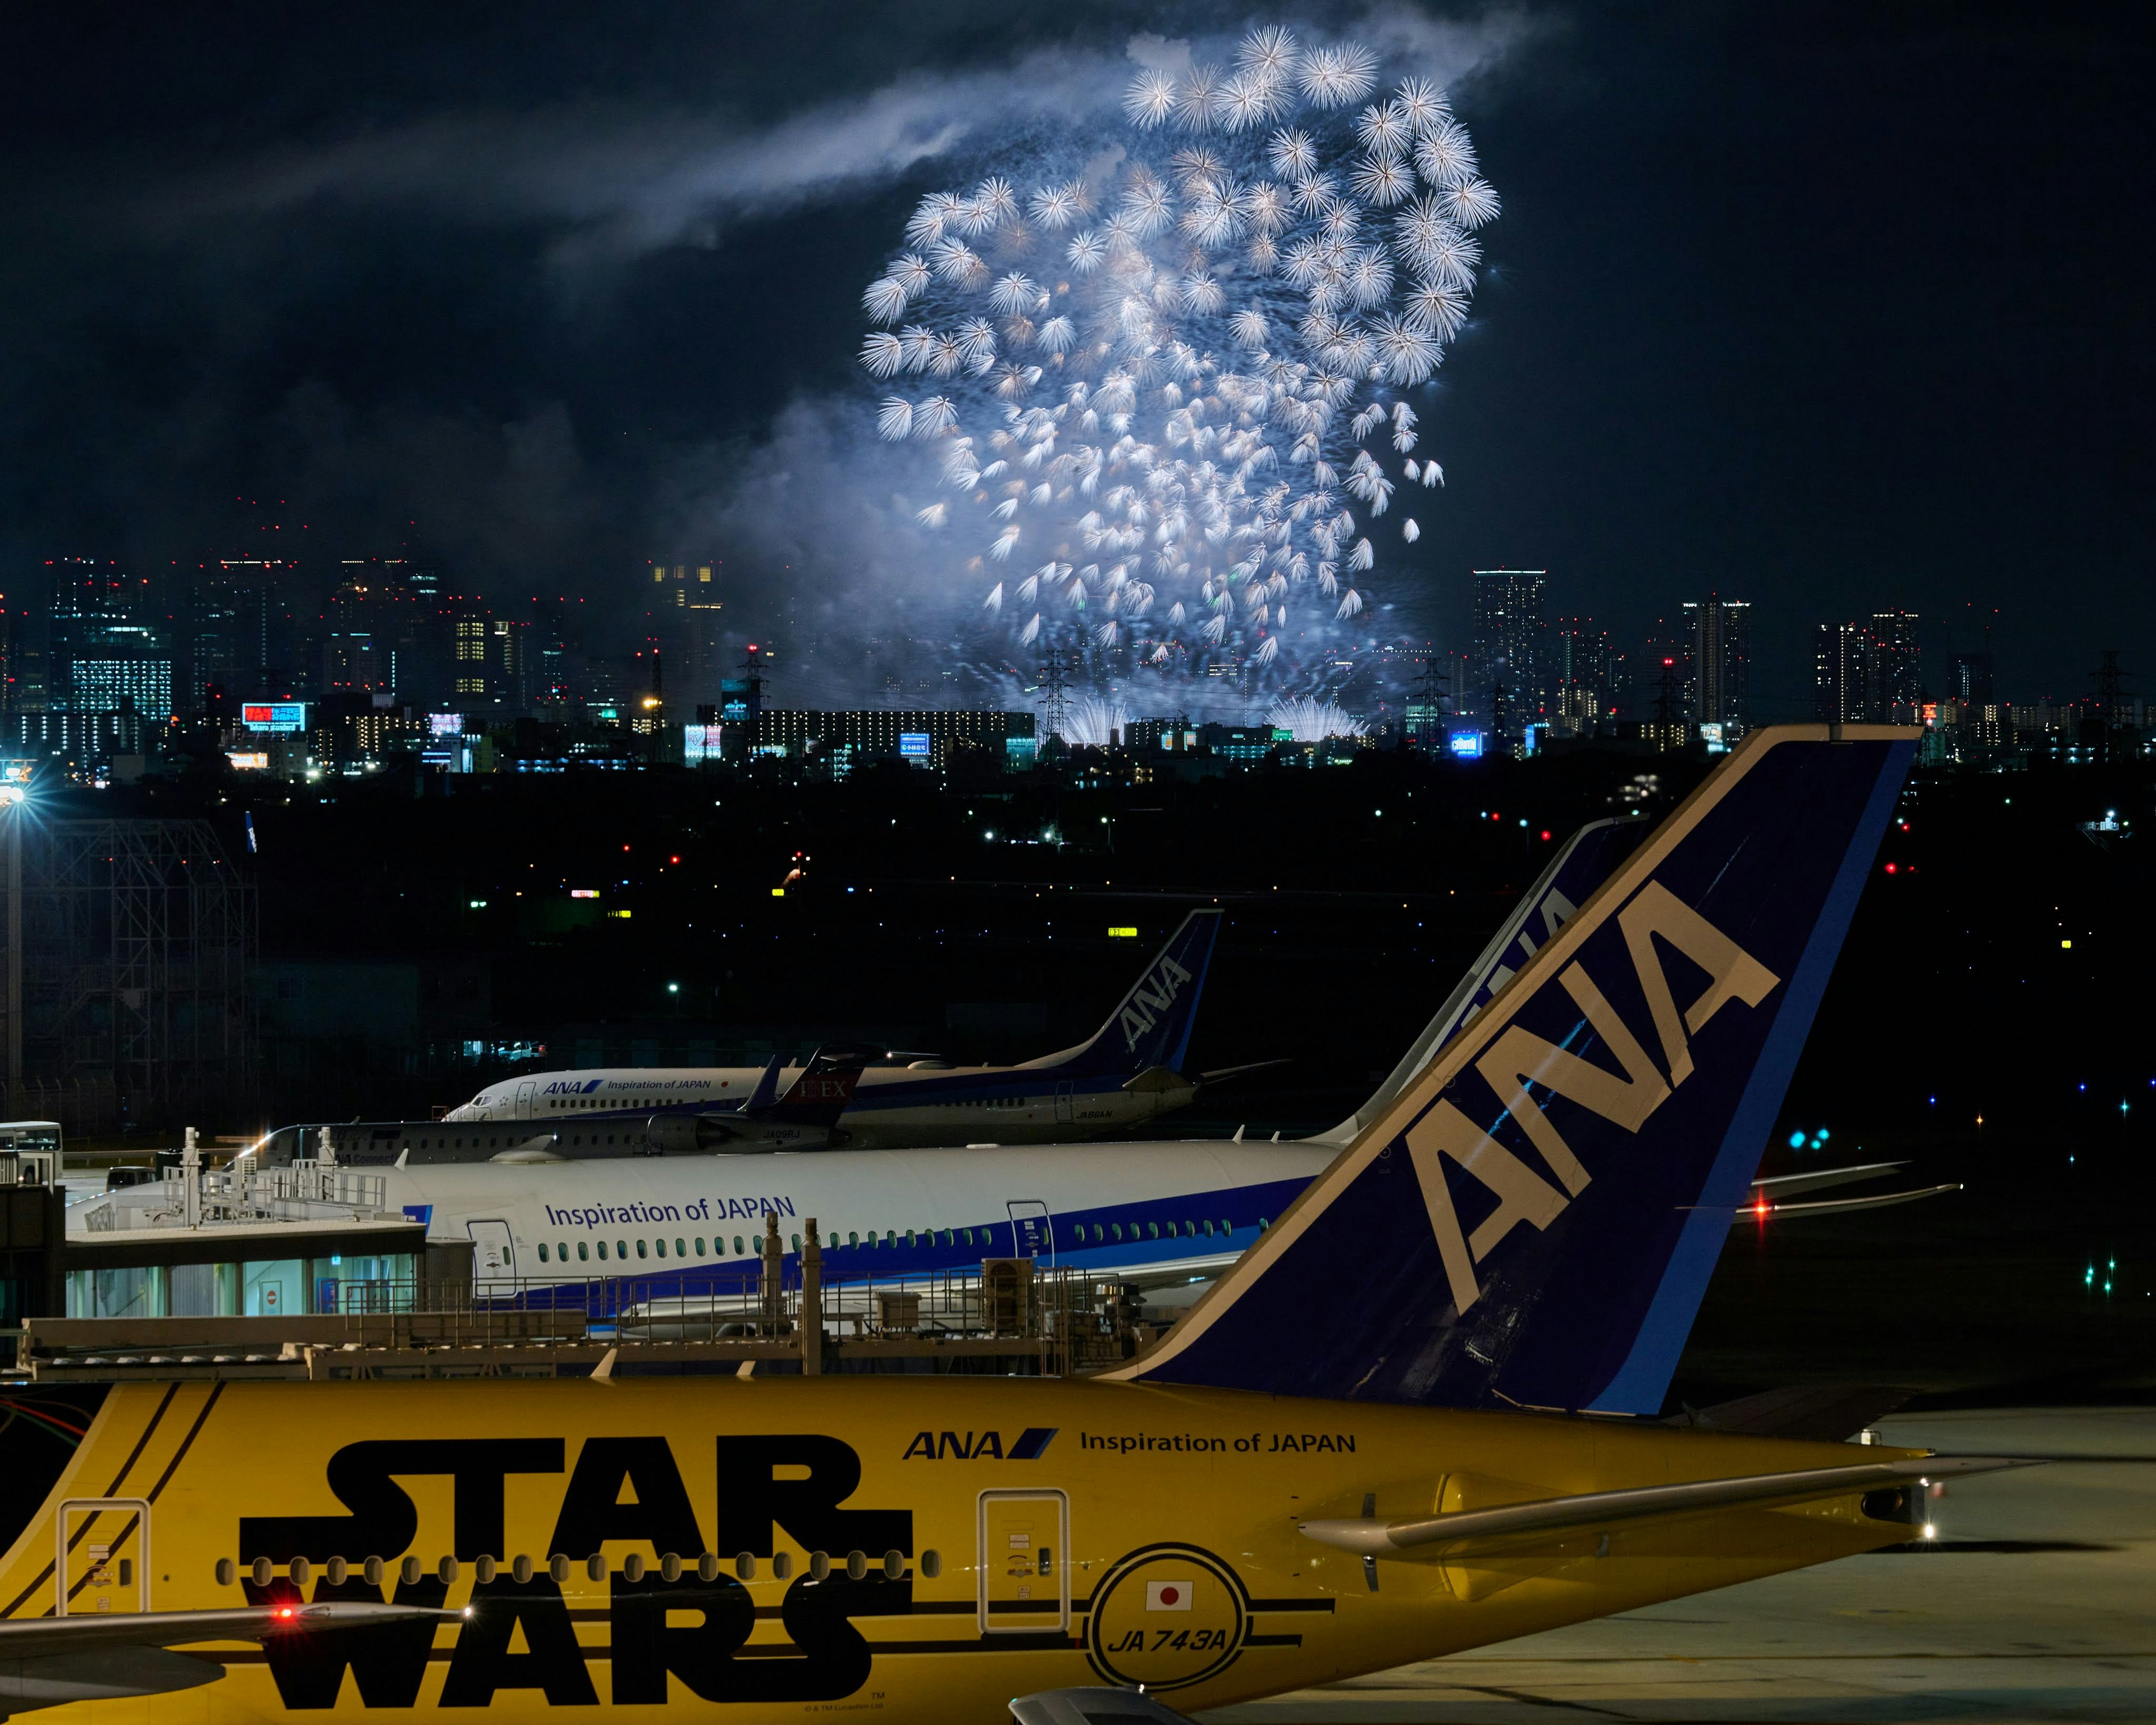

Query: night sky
2 1 2146 715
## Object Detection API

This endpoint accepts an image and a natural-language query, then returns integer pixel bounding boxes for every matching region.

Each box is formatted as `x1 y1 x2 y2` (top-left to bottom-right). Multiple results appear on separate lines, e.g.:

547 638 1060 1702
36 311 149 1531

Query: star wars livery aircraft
1 725 2014 1725
445 910 1228 1151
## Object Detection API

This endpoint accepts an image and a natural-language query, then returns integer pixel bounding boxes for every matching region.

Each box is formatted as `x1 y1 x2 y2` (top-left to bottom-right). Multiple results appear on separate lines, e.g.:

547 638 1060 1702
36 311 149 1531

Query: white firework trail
859 24 1498 687
1266 696 1367 741
1056 695 1131 747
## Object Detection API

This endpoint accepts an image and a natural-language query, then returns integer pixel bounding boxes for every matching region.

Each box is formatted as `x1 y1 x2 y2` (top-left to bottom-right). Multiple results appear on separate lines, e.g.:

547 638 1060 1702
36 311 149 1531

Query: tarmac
1205 1409 2156 1725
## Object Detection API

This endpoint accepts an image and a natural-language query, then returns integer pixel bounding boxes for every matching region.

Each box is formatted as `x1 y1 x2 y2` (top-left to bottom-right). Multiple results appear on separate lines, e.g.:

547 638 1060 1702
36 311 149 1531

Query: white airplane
440 912 1237 1150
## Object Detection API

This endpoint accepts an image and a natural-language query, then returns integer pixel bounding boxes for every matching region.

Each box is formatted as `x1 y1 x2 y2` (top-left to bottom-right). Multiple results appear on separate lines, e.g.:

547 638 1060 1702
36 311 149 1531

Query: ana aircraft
437 910 1227 1151
1 725 2013 1725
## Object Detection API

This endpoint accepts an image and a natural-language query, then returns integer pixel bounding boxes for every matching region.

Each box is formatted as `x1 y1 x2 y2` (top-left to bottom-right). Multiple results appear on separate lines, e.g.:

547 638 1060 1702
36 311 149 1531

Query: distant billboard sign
683 723 721 764
226 751 270 770
898 733 932 760
241 702 307 733
1447 731 1485 759
428 711 464 737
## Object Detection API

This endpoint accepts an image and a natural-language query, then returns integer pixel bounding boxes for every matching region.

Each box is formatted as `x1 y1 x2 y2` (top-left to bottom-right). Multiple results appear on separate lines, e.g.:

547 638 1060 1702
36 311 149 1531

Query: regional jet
441 911 1229 1149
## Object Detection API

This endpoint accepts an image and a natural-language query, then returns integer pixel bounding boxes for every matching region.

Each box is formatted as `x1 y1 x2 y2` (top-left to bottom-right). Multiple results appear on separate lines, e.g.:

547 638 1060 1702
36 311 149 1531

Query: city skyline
1 4 2147 719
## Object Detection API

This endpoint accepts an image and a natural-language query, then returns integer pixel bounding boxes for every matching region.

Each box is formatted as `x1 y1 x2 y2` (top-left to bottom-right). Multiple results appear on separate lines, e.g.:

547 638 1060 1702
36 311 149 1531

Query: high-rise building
49 560 173 720
1682 597 1751 734
1814 622 1866 724
1469 569 1548 734
1551 617 1614 738
1948 648 1995 704
452 602 490 703
1866 608 1921 719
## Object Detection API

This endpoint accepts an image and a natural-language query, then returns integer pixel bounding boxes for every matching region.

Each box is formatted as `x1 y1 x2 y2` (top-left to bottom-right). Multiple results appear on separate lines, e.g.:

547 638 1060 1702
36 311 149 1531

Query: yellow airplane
0 725 2004 1725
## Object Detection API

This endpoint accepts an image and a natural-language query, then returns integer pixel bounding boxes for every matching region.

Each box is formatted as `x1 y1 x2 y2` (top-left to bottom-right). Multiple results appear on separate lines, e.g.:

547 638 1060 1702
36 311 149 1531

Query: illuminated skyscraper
1682 597 1751 734
1551 616 1615 738
1866 608 1921 719
50 560 173 720
1814 622 1866 723
1469 569 1548 734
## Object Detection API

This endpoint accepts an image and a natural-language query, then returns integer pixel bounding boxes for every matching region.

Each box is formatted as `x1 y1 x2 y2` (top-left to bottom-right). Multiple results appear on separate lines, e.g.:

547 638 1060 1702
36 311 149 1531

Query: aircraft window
1164 1221 1177 1238
1200 1220 1213 1236
537 1244 549 1263
559 1242 569 1261
905 1230 915 1247
884 1231 896 1247
1148 1222 1159 1239
637 1239 650 1259
1219 1220 1231 1235
676 1238 687 1257
596 1242 609 1261
848 1232 858 1247
1111 1224 1123 1242
618 1240 628 1258
791 1234 802 1252
578 1242 590 1262
1259 1218 1270 1230
695 1237 706 1255
943 1230 955 1245
1185 1220 1195 1235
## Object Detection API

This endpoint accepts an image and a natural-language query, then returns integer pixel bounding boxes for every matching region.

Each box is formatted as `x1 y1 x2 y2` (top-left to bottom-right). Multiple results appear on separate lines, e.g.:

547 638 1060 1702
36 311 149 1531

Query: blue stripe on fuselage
474 1177 1308 1318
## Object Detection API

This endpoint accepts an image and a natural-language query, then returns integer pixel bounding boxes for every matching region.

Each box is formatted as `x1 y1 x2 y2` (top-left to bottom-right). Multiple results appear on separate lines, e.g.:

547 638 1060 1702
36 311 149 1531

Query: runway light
1921 1523 1936 1540
666 982 679 994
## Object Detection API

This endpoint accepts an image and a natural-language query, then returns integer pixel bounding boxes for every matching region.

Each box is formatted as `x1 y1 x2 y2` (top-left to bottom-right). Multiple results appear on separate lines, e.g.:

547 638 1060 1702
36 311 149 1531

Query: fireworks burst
1266 696 1367 741
858 25 1497 688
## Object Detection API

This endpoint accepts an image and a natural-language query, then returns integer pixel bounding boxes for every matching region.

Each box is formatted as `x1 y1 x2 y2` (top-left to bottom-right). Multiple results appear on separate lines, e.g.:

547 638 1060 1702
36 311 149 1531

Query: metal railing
18 1257 1164 1380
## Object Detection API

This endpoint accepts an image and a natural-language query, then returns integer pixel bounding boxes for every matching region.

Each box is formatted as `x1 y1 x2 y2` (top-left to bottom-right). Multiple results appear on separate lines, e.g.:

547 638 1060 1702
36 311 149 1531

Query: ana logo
901 1428 1057 1461
541 1079 607 1097
1411 879 1782 1316
1118 956 1194 1052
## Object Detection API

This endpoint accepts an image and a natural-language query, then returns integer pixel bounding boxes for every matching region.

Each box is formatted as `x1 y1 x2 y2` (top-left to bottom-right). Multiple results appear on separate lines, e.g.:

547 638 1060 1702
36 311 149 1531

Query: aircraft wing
1298 1454 2027 1559
0 1604 461 1710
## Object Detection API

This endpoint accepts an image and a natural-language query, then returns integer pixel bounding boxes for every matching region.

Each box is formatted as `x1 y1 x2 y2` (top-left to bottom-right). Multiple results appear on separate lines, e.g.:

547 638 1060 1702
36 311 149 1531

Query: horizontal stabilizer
1753 1161 1911 1198
1299 1454 2025 1558
1740 1182 1962 1222
1665 1383 1917 1443
1011 1687 1199 1725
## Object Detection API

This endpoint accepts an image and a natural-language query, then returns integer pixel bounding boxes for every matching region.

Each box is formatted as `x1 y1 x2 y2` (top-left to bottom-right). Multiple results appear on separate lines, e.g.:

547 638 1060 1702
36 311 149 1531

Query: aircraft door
1007 1200 1053 1265
513 1079 538 1120
57 1499 149 1616
467 1218 517 1286
977 1490 1068 1635
1054 1082 1074 1124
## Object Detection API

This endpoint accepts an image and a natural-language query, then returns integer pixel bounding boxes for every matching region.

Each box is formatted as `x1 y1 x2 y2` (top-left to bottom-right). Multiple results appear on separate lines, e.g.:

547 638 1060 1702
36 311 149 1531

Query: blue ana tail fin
1035 910 1223 1077
1313 816 1647 1147
741 1055 784 1114
1106 726 1918 1416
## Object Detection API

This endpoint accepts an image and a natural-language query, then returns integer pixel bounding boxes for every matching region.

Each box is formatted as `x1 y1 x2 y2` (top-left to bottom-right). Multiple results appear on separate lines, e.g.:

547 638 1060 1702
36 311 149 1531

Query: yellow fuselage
5 1376 1917 1723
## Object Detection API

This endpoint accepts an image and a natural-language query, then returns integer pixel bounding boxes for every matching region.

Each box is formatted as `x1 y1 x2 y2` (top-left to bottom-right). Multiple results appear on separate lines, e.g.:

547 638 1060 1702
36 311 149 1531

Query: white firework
1056 696 1130 746
859 25 1497 683
1267 696 1365 740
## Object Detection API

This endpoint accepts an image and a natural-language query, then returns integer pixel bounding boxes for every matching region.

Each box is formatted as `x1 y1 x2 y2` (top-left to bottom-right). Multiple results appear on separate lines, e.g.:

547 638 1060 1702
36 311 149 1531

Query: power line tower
1035 651 1074 758
1410 656 1450 753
